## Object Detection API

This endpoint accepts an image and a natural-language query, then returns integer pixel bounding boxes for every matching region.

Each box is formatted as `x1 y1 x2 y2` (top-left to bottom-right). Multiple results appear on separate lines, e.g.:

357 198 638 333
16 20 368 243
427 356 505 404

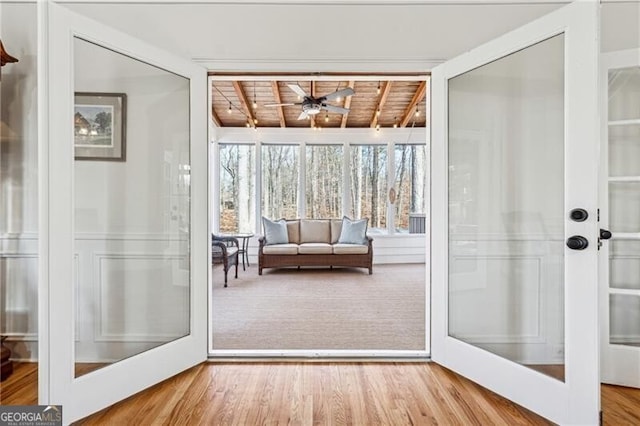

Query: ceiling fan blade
321 104 350 115
287 84 308 98
264 103 297 107
320 87 355 102
297 111 309 120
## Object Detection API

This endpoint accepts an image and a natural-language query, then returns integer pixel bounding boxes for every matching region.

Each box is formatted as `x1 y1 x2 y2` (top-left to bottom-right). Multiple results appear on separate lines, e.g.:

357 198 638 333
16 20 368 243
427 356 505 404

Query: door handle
569 208 588 222
566 235 589 250
600 229 612 240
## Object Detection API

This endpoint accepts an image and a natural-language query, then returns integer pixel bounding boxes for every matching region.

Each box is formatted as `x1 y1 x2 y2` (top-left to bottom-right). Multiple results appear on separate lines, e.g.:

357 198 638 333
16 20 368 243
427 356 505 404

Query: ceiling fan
265 84 355 120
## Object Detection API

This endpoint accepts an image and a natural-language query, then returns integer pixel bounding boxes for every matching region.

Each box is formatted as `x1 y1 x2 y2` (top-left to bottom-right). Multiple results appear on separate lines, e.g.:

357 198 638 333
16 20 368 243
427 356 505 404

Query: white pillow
338 216 368 245
262 217 288 245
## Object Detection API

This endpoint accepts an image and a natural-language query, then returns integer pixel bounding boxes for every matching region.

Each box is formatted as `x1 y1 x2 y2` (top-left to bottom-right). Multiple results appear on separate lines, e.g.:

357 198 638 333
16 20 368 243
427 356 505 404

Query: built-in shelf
609 119 640 126
609 287 640 297
611 232 640 240
609 176 640 182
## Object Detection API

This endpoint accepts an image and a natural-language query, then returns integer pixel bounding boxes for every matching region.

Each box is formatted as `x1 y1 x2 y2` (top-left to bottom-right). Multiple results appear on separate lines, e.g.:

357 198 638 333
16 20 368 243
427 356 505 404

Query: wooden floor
2 362 640 425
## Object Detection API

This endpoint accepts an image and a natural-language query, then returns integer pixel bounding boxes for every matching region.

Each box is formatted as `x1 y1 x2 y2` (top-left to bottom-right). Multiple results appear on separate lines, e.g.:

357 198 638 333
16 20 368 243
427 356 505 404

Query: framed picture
74 92 127 161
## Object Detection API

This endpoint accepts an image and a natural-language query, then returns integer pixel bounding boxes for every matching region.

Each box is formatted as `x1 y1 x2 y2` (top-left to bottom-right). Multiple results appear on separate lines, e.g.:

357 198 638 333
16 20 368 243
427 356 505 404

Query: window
217 141 426 235
394 144 427 232
261 145 299 220
350 145 387 232
219 144 256 233
306 145 343 218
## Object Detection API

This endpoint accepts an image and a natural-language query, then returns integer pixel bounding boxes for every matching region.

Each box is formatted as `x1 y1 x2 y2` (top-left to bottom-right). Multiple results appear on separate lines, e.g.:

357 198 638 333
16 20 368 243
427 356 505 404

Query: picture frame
74 92 127 161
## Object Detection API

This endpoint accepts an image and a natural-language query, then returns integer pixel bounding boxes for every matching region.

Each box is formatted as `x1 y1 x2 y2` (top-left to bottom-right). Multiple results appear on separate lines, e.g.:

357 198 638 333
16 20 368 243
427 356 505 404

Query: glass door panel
73 38 191 378
448 34 565 381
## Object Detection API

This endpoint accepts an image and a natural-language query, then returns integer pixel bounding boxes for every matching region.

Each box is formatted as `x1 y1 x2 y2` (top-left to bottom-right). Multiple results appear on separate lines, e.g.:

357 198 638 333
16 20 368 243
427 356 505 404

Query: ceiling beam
370 81 392 128
271 81 286 128
310 81 315 129
340 80 356 129
232 81 256 126
211 105 222 127
400 81 426 128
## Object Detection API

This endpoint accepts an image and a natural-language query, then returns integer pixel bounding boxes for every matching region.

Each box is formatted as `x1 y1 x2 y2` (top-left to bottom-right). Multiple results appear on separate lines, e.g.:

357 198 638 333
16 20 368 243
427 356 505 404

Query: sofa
258 218 373 275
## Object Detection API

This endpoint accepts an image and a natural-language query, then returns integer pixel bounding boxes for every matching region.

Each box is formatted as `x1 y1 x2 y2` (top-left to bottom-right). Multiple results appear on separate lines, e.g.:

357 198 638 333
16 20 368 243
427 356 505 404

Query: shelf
609 119 640 126
611 232 640 240
609 288 640 297
609 176 640 182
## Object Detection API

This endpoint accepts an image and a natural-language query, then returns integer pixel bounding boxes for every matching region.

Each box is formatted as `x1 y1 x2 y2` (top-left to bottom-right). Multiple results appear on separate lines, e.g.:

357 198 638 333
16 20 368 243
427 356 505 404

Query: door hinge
598 208 600 222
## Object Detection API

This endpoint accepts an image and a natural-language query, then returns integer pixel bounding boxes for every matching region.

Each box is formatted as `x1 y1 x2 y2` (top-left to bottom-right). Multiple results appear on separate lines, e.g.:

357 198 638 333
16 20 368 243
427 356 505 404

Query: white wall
0 2 39 361
602 2 640 52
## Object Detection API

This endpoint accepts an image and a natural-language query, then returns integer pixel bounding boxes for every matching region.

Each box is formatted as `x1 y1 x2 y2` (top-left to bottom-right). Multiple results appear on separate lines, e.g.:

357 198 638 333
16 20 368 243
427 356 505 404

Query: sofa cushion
338 216 368 245
333 243 369 255
286 220 301 244
262 217 288 245
262 243 299 255
298 243 333 254
300 219 331 244
330 219 343 244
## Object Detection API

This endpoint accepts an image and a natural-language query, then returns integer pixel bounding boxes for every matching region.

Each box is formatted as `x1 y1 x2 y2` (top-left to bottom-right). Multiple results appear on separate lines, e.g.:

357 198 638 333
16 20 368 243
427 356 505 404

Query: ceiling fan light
227 103 232 114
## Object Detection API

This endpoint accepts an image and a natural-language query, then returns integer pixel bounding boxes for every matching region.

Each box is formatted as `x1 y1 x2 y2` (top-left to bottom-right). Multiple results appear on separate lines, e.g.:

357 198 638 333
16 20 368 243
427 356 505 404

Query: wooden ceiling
211 80 427 129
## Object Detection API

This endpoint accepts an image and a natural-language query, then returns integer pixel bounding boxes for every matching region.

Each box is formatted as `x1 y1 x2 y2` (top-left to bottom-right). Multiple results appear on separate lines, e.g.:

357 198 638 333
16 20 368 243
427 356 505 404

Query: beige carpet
211 263 426 351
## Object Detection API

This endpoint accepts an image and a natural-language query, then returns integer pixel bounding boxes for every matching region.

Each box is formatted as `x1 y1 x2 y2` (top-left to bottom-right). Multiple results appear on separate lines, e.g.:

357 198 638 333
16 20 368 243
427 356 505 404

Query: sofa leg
369 267 373 275
259 268 262 276
224 272 228 287
235 261 238 279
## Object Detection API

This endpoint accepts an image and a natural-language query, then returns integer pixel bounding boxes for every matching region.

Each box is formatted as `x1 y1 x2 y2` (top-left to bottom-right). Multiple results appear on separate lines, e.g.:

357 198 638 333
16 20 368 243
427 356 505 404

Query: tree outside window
261 145 299 220
306 145 343 218
219 144 255 233
350 145 387 232
394 144 427 232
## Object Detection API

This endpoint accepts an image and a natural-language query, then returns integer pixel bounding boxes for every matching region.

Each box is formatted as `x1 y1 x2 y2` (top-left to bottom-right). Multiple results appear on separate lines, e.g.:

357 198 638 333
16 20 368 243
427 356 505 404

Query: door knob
566 236 589 250
600 229 612 240
569 208 588 222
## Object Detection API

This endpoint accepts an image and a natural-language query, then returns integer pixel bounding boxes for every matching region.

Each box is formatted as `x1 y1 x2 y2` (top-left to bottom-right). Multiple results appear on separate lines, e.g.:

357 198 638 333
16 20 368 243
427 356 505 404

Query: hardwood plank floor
3 362 640 425
0 361 38 405
76 362 550 425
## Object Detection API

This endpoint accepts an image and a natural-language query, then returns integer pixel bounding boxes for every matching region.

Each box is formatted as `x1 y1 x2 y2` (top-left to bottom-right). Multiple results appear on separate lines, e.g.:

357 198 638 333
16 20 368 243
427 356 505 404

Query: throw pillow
338 216 368 245
262 217 289 245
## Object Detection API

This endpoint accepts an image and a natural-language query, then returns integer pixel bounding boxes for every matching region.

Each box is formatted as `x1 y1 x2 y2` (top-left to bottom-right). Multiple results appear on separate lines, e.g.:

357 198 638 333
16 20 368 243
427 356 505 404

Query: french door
431 2 600 424
39 3 208 423
600 48 640 389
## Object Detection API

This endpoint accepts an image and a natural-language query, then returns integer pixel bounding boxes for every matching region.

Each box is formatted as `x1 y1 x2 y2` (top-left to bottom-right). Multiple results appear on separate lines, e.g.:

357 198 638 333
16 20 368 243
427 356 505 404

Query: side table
219 233 254 271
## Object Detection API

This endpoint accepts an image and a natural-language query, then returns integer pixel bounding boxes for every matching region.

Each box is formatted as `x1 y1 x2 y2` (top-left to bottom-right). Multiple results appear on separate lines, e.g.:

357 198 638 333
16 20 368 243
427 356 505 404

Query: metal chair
212 235 239 287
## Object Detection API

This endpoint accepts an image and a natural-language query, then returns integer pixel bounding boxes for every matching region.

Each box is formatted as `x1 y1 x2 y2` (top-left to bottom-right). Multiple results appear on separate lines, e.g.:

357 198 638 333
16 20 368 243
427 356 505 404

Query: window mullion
299 142 306 218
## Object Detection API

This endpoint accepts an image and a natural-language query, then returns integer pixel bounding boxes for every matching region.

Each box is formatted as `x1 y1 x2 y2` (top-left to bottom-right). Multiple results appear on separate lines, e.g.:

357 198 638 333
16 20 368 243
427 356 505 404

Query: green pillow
338 216 368 245
262 217 288 245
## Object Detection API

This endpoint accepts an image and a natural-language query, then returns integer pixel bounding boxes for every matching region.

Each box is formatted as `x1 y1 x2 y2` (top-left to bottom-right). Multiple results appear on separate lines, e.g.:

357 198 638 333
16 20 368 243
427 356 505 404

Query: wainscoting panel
72 235 189 362
0 234 38 360
448 237 564 365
